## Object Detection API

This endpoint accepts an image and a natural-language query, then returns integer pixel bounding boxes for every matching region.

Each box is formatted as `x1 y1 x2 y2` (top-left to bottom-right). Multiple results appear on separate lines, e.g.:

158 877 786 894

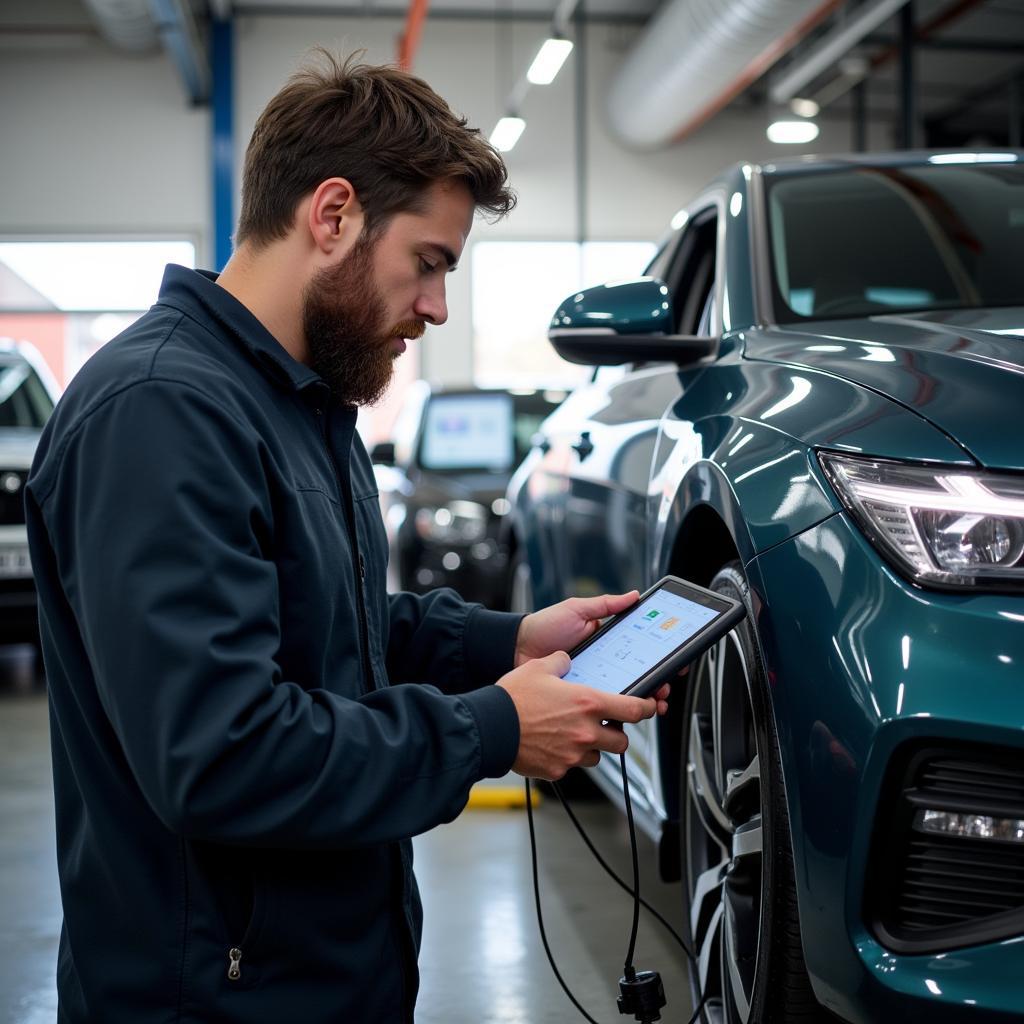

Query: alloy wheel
684 630 763 1024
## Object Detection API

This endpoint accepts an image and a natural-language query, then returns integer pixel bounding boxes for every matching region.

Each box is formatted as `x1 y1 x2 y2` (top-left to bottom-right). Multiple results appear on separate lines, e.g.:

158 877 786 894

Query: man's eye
419 257 437 274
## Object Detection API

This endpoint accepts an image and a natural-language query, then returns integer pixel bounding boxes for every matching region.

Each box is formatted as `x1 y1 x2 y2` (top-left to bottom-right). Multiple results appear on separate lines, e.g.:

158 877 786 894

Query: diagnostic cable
524 752 709 1024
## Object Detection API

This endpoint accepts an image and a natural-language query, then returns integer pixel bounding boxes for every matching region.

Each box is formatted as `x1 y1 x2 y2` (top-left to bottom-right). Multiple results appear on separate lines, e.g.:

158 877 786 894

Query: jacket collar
156 264 328 398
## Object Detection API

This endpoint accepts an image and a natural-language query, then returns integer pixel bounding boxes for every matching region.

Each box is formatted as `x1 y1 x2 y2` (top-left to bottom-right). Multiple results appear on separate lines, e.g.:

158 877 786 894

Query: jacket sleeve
32 379 519 849
385 589 524 694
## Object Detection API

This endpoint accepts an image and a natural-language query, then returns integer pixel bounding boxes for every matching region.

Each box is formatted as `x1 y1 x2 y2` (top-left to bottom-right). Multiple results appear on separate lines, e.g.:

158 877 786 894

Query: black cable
524 777 602 1024
526 763 709 1024
550 781 693 961
620 752 642 978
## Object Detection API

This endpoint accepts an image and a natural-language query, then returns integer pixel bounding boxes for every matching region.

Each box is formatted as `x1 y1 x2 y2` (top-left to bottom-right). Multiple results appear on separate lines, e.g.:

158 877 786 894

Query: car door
559 200 724 801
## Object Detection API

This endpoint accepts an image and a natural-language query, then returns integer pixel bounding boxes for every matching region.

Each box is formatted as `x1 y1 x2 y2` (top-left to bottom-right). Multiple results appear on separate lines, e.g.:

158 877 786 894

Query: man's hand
496 651 662 781
515 591 640 666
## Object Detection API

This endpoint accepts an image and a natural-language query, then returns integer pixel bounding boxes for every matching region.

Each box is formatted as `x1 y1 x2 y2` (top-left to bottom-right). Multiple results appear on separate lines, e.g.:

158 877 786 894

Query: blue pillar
211 18 234 271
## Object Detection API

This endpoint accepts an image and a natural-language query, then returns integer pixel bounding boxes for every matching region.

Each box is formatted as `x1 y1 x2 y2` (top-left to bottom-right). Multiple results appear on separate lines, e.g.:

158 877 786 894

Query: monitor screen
419 393 514 471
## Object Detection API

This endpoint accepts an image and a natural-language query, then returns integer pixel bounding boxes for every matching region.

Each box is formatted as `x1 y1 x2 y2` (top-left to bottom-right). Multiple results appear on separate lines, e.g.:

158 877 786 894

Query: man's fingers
540 650 571 676
596 692 657 724
594 724 629 756
573 590 640 621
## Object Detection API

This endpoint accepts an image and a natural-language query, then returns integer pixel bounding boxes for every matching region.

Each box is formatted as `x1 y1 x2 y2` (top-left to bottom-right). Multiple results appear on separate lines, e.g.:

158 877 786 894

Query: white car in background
0 341 58 648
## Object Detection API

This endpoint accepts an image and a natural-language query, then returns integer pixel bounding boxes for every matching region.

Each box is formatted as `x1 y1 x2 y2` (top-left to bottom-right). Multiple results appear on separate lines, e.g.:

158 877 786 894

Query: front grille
917 758 1024 809
0 470 28 525
869 745 1024 954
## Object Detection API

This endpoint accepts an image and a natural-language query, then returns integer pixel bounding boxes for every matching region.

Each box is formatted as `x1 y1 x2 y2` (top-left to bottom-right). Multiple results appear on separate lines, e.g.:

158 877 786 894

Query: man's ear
307 177 365 256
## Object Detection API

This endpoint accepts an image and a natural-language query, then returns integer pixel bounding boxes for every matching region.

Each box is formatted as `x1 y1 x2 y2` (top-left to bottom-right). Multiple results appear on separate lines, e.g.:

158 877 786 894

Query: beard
302 232 424 407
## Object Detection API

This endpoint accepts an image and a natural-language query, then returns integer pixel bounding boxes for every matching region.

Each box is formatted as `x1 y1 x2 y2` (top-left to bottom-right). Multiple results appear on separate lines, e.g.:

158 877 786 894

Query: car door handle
571 431 594 461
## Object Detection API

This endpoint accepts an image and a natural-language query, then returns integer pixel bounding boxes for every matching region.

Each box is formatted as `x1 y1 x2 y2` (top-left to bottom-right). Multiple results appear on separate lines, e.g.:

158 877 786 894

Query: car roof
753 149 1024 177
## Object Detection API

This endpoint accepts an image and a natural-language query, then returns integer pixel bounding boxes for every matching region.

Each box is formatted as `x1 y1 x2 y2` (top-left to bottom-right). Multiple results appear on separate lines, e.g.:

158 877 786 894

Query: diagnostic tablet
564 575 746 698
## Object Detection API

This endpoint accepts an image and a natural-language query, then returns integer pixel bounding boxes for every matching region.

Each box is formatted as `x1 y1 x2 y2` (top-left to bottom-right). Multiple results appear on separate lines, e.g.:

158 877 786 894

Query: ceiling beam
148 0 211 104
397 0 429 69
925 59 1024 124
864 33 1024 52
230 4 648 24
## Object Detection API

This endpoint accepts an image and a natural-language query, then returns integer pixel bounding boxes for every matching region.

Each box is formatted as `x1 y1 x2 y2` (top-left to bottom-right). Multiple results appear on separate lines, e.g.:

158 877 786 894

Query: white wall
0 33 208 252
2 9 893 387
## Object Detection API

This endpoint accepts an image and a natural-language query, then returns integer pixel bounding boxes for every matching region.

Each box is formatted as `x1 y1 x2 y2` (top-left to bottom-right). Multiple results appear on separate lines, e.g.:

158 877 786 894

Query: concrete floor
0 646 692 1024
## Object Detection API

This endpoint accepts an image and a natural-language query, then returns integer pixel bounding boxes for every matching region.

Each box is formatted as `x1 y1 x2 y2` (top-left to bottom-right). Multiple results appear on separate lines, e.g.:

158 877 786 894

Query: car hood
748 307 1024 470
0 427 42 469
410 470 510 509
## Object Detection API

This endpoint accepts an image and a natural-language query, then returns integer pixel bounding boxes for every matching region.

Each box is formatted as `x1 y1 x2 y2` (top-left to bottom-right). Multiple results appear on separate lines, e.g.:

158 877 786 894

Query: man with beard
25 53 668 1024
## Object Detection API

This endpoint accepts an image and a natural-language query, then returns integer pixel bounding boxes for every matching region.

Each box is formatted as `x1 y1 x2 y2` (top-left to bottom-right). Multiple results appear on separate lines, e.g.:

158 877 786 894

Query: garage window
472 240 656 387
0 239 196 390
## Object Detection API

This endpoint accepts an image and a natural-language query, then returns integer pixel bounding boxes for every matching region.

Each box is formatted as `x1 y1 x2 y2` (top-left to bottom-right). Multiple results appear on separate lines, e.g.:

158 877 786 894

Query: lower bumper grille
868 745 1024 954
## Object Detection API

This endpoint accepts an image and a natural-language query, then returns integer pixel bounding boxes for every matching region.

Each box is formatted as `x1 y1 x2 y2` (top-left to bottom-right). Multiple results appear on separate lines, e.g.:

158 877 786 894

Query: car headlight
819 453 1024 589
414 501 489 544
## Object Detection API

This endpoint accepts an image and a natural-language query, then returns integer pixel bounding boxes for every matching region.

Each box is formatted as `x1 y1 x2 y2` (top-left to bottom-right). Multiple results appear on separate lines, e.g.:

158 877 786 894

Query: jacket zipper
314 406 375 690
227 946 242 981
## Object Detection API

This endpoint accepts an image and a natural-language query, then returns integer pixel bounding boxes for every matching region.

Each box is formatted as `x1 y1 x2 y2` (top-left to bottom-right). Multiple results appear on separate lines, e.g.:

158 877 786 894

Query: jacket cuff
463 607 524 688
459 683 520 779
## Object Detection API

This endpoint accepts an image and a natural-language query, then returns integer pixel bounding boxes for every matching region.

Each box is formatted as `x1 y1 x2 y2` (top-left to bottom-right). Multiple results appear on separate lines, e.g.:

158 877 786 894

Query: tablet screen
565 589 719 695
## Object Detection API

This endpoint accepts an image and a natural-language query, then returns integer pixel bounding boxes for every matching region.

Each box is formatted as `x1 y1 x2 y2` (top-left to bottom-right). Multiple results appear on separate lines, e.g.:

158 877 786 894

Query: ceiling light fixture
767 120 820 144
527 37 574 85
789 97 820 118
489 116 527 152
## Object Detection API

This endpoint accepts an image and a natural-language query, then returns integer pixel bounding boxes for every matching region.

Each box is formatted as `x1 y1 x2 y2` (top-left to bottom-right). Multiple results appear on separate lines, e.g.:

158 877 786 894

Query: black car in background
371 384 564 609
0 343 58 648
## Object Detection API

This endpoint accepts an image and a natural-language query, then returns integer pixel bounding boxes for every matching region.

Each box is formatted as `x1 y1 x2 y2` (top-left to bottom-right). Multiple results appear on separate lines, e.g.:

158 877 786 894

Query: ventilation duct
82 0 158 52
607 0 840 150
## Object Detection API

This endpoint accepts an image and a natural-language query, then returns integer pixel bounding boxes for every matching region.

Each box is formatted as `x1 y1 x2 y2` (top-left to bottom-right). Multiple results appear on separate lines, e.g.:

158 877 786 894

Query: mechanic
25 52 669 1024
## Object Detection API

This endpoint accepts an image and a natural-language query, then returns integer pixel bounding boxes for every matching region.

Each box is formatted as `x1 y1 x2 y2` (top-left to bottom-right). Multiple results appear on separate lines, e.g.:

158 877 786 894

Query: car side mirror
548 277 716 367
369 441 396 466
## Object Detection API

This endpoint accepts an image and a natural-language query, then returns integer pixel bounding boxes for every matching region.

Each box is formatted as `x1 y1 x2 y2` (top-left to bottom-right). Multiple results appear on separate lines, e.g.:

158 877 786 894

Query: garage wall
2 9 891 386
235 14 891 383
0 35 208 250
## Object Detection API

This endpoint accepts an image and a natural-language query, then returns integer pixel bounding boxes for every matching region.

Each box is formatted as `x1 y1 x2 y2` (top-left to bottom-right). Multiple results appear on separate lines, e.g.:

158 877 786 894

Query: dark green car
507 152 1024 1024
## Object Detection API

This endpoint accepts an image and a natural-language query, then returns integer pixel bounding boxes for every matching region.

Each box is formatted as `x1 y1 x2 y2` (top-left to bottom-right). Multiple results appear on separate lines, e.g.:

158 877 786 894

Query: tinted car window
768 162 1024 321
0 360 54 428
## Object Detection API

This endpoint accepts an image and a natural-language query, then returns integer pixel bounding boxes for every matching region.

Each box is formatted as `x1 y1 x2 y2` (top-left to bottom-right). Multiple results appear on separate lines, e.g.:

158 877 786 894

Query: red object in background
397 0 430 71
0 313 66 390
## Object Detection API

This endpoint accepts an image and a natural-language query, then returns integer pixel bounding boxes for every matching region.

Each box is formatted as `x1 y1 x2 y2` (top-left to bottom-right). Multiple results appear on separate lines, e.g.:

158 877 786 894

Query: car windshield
767 160 1024 322
0 359 53 428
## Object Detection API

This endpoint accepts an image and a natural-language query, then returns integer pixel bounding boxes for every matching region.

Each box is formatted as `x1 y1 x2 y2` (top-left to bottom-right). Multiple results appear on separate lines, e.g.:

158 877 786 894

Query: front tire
680 563 826 1023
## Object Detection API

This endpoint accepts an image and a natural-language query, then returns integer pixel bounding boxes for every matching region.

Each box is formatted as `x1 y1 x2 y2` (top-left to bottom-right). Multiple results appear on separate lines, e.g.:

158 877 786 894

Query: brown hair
236 50 516 247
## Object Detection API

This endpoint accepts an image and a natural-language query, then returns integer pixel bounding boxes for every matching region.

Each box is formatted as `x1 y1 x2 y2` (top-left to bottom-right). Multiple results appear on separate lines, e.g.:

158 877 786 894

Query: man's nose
414 285 448 327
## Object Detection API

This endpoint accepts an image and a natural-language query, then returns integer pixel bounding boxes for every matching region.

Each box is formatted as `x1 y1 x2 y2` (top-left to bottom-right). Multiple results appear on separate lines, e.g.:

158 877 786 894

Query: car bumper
751 510 1024 1022
399 540 511 609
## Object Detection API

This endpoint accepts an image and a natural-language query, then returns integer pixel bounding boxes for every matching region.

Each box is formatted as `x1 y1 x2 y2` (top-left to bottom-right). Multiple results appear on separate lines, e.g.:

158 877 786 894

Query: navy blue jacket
25 265 523 1023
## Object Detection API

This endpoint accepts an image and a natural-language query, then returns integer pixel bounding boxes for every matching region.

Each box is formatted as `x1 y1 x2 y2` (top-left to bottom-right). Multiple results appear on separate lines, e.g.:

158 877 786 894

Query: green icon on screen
644 609 660 620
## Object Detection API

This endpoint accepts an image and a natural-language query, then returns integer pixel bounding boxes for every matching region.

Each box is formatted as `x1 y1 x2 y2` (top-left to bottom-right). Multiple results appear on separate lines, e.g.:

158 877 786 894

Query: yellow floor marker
465 774 541 809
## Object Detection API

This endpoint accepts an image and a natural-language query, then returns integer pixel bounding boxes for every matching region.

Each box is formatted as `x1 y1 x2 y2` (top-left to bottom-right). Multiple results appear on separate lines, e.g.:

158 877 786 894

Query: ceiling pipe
607 0 842 150
770 0 911 105
867 0 986 71
148 0 211 104
81 0 158 52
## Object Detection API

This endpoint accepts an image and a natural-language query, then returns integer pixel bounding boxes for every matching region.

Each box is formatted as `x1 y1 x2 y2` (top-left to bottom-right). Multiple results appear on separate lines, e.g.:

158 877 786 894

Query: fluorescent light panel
489 116 526 152
527 38 574 85
789 97 820 118
767 120 819 144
